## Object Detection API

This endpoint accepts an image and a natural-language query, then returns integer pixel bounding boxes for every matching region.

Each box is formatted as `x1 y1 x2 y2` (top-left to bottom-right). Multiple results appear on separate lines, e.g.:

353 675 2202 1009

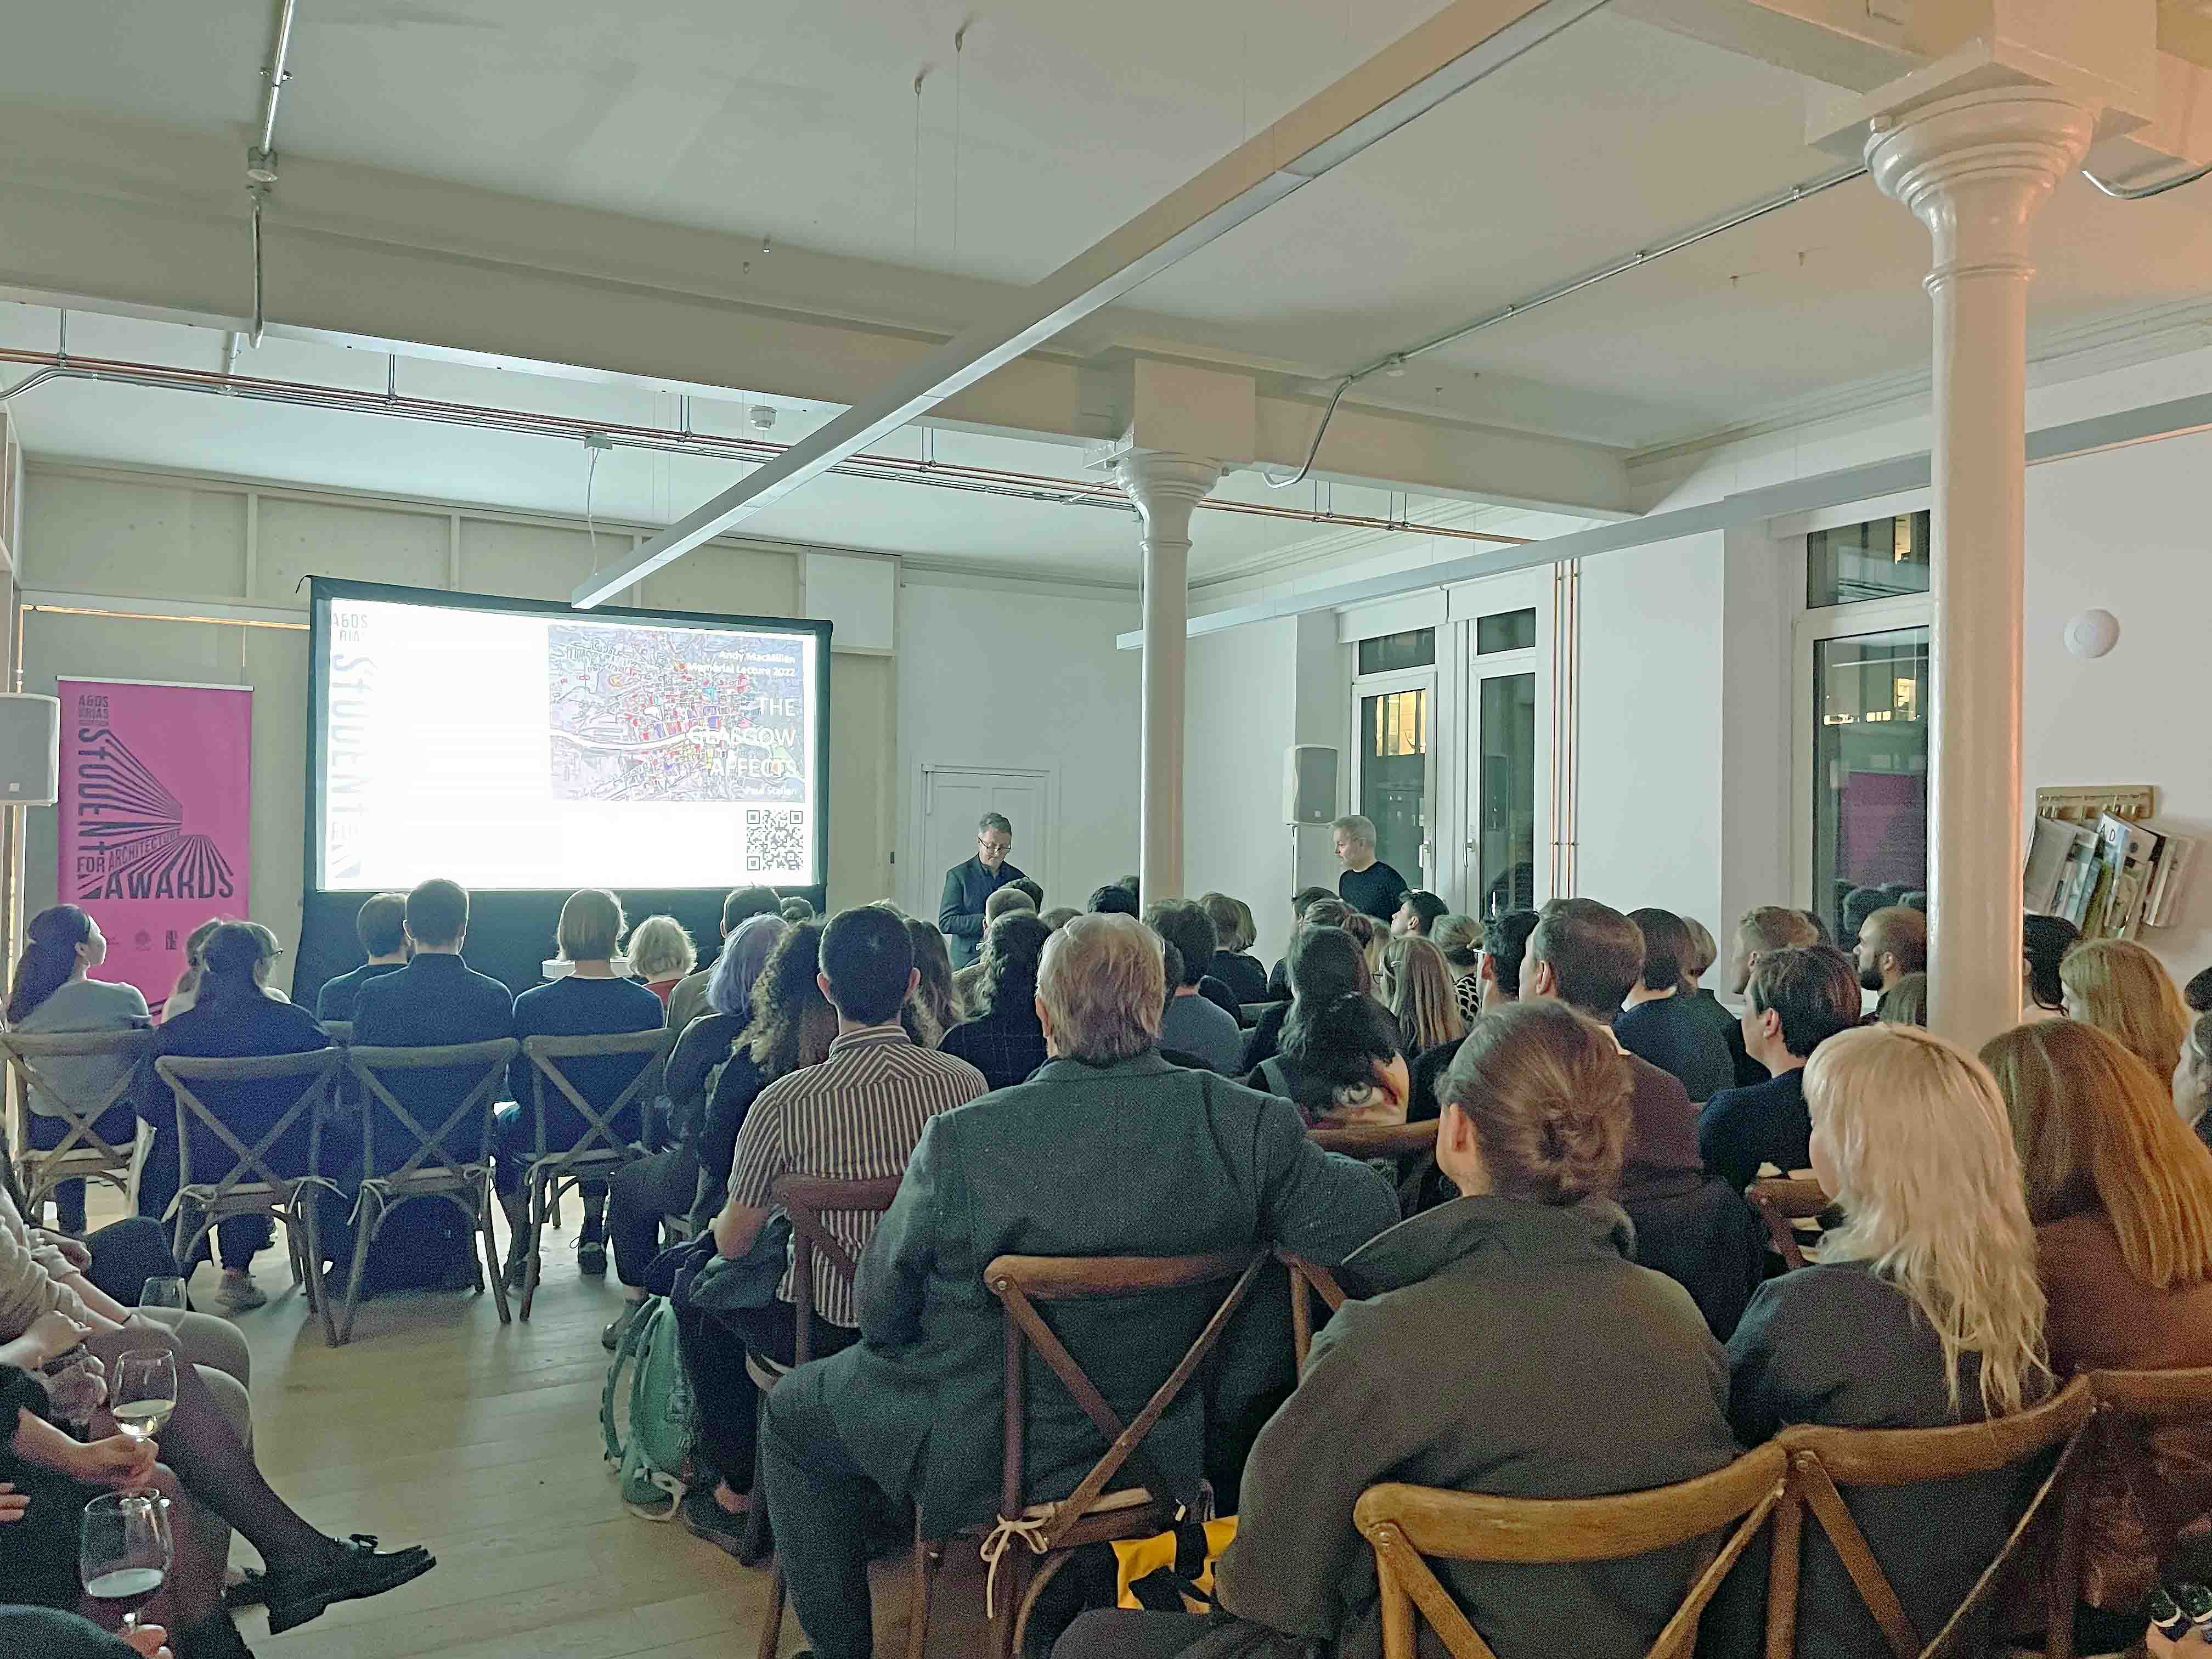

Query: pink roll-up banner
57 679 253 1013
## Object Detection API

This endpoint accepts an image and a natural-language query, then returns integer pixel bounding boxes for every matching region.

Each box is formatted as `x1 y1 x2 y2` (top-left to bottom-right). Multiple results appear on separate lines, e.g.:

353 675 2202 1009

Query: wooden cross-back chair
1355 1442 1791 1659
1765 1375 2097 1659
906 1249 1268 1659
1275 1246 1351 1370
153 1047 345 1317
3 1029 155 1221
749 1172 905 1659
1745 1175 1829 1270
325 1039 519 1346
515 1028 673 1318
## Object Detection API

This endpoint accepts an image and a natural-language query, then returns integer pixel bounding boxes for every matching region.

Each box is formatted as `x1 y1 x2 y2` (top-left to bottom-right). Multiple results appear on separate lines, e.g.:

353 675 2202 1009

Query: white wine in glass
80 1492 171 1635
109 1350 178 1449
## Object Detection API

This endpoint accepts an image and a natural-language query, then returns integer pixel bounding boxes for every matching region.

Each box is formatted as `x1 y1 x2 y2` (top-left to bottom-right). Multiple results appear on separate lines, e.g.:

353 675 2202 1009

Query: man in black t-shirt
1330 814 1409 922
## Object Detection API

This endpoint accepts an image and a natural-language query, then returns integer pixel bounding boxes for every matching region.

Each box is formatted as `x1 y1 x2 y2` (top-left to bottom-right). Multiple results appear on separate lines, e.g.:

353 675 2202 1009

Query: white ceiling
6 0 2212 560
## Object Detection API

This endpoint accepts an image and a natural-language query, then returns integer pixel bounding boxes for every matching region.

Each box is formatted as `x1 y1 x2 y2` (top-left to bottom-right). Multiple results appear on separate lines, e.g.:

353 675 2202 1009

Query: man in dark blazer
314 891 410 1023
759 915 1398 1659
936 811 1025 968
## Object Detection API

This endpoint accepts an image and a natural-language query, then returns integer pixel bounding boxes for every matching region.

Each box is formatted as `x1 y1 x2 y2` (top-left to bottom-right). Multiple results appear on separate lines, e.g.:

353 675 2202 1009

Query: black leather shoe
263 1537 436 1635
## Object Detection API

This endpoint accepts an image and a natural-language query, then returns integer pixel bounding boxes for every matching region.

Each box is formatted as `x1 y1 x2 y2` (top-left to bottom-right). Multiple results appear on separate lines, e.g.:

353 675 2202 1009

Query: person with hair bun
7 906 149 1235
1057 999 1738 1659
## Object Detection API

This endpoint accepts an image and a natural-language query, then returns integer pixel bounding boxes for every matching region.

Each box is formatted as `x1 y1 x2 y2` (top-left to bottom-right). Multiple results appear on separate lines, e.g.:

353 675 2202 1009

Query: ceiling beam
1121 385 2212 646
567 0 1616 606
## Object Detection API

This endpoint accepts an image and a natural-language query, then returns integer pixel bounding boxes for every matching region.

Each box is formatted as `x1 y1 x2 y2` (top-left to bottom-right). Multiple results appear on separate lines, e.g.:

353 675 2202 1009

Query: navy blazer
351 953 518 1169
314 960 406 1023
937 854 1027 967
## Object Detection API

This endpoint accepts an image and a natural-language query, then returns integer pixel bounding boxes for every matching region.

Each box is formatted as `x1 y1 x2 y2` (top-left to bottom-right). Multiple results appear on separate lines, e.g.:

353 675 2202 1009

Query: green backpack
600 1295 697 1520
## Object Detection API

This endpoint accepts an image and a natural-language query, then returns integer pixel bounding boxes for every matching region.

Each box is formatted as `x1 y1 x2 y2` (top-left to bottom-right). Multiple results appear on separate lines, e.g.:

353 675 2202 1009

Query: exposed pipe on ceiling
241 0 301 351
0 346 1529 550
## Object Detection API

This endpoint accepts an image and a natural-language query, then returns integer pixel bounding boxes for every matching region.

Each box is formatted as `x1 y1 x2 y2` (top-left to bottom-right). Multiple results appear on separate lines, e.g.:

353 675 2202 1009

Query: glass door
1355 670 1436 890
1457 584 1552 919
1474 668 1538 917
1810 625 1929 938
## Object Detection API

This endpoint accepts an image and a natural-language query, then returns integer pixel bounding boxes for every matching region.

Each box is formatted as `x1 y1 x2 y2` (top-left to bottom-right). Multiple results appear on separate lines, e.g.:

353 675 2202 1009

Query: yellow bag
1112 1516 1239 1610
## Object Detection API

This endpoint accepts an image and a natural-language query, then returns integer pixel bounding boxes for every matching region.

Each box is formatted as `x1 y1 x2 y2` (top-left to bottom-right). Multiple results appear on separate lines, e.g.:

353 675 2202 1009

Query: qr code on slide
746 809 804 872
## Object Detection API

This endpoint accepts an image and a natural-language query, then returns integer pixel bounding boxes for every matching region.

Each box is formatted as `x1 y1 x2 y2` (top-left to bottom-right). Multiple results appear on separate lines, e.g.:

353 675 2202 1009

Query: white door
1453 574 1555 917
915 765 1052 918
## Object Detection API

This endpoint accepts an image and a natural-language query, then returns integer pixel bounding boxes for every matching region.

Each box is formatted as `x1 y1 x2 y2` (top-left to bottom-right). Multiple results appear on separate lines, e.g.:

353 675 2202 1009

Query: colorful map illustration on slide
547 623 808 805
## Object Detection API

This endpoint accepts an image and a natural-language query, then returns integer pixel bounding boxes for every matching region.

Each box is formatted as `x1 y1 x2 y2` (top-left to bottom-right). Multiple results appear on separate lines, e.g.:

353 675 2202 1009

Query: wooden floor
100 1197 994 1659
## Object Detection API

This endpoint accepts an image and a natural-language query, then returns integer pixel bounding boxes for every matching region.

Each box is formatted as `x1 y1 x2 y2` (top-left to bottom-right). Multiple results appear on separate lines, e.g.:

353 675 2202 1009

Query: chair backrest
1768 1375 2097 1659
521 1028 674 1162
1310 1120 1439 1160
1354 1441 1791 1659
154 1047 344 1197
1745 1175 1828 1269
2 1029 155 1164
345 1039 519 1183
984 1249 1265 1545
320 1020 354 1046
772 1172 902 1365
1275 1246 1351 1370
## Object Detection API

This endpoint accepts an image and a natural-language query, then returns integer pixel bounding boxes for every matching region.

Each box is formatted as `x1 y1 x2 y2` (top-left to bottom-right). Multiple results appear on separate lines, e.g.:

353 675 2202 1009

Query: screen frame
305 575 834 897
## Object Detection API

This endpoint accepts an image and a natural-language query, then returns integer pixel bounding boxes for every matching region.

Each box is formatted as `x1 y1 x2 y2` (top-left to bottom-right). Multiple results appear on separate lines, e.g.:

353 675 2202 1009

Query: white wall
894 572 1141 918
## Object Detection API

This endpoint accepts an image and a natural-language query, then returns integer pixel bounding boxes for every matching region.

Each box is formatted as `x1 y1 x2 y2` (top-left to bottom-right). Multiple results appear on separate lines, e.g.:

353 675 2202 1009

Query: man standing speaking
939 812 1025 967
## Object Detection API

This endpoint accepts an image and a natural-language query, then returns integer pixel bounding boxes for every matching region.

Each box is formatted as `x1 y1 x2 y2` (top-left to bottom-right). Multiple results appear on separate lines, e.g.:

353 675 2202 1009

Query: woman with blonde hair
2062 937 2190 1088
1725 1023 2049 1659
1377 934 1465 1058
1341 911 1385 984
1983 1018 2212 1612
626 914 697 1006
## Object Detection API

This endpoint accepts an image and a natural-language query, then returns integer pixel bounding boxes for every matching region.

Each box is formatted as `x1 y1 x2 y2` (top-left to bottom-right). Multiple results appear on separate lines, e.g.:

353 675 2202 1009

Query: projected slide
317 590 823 892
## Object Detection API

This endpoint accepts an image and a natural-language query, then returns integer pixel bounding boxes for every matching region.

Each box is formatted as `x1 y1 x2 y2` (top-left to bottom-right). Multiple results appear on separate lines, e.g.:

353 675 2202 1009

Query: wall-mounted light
2064 608 2119 659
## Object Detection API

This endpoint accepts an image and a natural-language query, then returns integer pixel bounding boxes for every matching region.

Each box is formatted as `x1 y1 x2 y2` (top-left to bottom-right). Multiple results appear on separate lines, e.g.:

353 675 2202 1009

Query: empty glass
137 1277 189 1327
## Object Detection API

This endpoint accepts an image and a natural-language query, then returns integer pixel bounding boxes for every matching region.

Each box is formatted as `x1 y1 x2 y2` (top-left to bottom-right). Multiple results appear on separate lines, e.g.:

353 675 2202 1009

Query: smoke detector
749 404 777 432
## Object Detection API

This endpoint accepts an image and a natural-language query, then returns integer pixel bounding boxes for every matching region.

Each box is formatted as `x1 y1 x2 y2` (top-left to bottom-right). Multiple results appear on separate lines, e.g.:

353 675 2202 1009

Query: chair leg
297 1197 340 1348
479 1182 511 1327
519 1172 546 1321
336 1194 377 1347
755 1566 787 1659
992 1543 1030 1659
906 1528 944 1659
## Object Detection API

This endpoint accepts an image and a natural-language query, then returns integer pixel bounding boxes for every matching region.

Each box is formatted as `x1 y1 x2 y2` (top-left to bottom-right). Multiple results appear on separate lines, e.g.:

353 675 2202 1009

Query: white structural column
1865 87 2095 1046
1118 452 1222 905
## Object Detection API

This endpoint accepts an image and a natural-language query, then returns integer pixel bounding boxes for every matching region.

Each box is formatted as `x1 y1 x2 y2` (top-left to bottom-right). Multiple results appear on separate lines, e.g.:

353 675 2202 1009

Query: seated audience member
0 1605 180 1659
679 907 987 1551
779 896 814 924
1088 883 1139 917
939 912 1051 1091
1266 887 1336 1000
1242 919 1366 1076
1854 904 1927 996
602 912 784 1348
760 913 1398 1659
1724 1024 2050 1659
1008 877 1045 910
1389 888 1449 940
1430 912 1485 1023
1344 910 1385 980
1377 934 1465 1059
1407 910 1536 1125
1697 946 1860 1193
8 905 151 1236
899 918 961 1048
1874 971 1927 1026
2180 1012 2212 1154
342 879 516 1295
312 893 408 1023
1802 908 1837 949
1060 1002 1740 1659
1839 885 1889 952
627 915 697 1006
1331 814 1409 923
2062 936 2191 1087
1615 909 1732 1104
667 888 782 1033
1677 917 1741 1068
1149 902 1244 1073
0 1190 435 1639
1983 1019 2212 1614
1519 900 1702 1209
2187 963 2212 1017
1198 893 1269 1006
1039 906 1079 932
134 925 329 1312
2021 914 2080 1023
950 886 1035 1017
1726 906 1822 1088
159 919 228 1023
1257 991 1408 1130
496 890 665 1284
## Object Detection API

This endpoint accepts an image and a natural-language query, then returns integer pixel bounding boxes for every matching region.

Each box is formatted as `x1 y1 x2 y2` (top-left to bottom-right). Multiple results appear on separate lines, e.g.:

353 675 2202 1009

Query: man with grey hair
758 912 1398 1659
936 810 1025 969
1331 813 1409 923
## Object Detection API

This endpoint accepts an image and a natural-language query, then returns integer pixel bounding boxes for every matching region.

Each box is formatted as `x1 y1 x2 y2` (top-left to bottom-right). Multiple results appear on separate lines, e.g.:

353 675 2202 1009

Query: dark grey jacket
1216 1197 1739 1659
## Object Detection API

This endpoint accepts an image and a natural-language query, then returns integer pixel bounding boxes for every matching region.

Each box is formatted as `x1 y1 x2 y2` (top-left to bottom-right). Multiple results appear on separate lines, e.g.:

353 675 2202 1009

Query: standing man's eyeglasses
978 834 1012 857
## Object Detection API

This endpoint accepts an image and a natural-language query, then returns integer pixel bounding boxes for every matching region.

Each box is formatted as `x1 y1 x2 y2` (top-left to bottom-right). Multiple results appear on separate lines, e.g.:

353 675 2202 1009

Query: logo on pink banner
58 679 252 1012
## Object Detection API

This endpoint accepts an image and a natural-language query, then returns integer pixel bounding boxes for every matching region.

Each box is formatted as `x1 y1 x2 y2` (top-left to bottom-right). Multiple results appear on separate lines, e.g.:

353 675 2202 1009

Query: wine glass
137 1277 189 1325
80 1491 170 1636
109 1350 177 1462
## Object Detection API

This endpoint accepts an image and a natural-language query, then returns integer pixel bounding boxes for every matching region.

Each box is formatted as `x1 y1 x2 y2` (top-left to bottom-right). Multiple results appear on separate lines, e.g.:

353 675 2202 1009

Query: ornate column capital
1864 86 2096 287
1114 451 1222 545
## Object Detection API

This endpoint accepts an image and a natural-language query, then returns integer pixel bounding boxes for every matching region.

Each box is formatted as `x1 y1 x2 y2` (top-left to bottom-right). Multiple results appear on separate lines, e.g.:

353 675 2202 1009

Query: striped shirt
726 1022 986 1326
